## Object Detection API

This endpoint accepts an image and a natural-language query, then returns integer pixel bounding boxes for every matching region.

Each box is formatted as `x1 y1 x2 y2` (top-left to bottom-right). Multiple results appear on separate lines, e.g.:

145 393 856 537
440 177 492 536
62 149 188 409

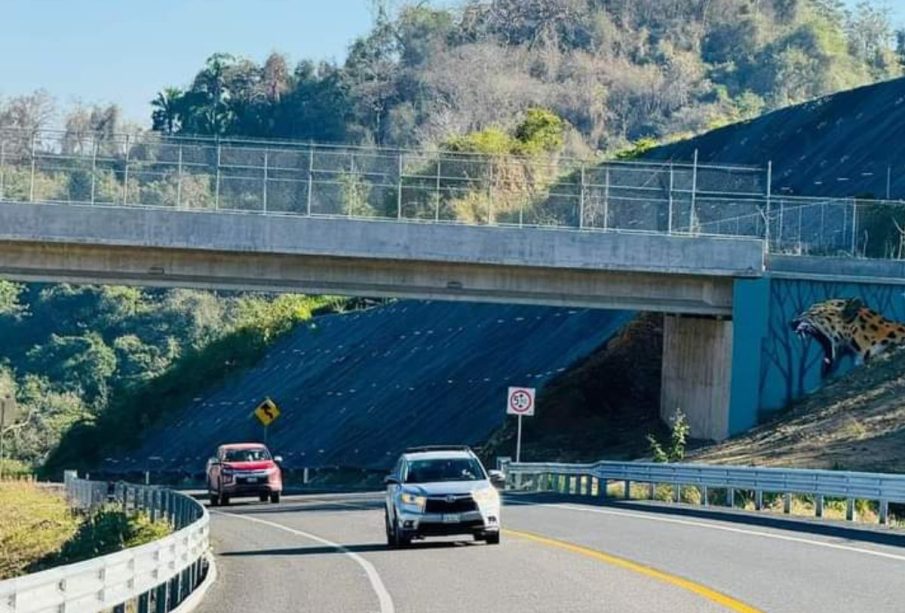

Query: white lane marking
506 500 905 563
212 510 395 613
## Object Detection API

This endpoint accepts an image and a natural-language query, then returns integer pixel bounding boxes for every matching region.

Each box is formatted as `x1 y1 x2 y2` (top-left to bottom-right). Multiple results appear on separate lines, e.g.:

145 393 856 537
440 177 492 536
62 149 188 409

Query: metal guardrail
0 472 210 613
503 460 905 525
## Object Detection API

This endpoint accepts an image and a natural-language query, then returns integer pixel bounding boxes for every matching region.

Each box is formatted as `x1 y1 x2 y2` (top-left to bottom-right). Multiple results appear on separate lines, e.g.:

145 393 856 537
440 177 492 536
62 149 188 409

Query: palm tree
150 88 184 134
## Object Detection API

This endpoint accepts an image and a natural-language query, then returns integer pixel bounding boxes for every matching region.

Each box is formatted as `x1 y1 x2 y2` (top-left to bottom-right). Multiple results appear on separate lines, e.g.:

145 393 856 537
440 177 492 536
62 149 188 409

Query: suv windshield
404 457 486 483
224 448 271 462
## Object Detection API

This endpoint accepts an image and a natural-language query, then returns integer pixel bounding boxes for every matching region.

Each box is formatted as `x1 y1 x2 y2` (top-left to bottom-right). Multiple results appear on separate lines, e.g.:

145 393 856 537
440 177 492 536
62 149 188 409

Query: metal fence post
815 495 824 518
667 163 674 234
0 138 5 201
879 500 889 525
214 141 221 210
122 134 131 204
263 148 269 214
486 160 494 225
176 145 183 208
690 149 699 234
307 145 314 216
846 498 855 521
435 158 441 222
579 164 585 230
850 200 858 256
29 132 37 202
623 479 631 500
90 138 98 205
765 160 772 248
603 165 610 231
396 152 403 220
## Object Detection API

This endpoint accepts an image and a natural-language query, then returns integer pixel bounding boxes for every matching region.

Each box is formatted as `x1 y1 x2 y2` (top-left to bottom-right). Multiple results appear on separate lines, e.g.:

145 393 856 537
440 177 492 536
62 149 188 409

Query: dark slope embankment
109 301 633 474
647 77 905 198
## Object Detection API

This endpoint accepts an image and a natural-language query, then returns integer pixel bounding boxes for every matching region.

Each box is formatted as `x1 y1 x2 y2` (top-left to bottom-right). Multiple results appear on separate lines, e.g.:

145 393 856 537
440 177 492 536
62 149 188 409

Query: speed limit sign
507 387 535 416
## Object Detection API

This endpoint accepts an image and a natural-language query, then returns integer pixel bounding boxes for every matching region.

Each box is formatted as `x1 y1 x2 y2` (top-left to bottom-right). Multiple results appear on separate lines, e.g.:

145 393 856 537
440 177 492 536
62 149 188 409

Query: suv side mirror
488 470 505 486
273 455 284 464
384 475 400 485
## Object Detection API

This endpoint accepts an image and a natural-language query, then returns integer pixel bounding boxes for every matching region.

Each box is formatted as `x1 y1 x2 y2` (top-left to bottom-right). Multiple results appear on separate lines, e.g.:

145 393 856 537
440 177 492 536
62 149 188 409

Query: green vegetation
135 0 902 153
0 280 341 476
36 505 171 571
0 481 172 580
647 409 691 463
0 482 80 579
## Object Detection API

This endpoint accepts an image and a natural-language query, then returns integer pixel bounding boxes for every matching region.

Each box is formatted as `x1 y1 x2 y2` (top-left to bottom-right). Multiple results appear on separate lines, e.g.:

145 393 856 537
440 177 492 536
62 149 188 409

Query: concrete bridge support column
660 314 733 441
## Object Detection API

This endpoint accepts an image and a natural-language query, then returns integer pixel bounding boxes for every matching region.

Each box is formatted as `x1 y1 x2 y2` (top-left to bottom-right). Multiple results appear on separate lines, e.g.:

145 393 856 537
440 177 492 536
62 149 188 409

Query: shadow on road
219 540 479 557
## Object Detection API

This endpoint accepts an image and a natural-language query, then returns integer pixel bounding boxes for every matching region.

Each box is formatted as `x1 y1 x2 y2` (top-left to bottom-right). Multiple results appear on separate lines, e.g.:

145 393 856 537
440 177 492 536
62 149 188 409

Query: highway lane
198 492 905 613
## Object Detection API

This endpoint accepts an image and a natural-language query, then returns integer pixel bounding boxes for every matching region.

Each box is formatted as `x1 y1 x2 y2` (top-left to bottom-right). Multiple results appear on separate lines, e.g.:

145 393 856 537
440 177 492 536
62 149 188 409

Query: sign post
253 397 281 446
506 387 535 463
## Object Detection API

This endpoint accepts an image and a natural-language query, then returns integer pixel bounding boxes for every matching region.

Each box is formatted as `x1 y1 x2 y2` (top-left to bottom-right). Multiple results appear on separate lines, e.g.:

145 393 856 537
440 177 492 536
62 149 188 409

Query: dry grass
0 482 80 580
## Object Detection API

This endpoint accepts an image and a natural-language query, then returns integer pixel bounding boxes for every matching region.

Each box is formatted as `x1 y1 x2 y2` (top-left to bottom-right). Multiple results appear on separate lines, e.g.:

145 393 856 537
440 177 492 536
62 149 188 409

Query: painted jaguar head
791 298 905 375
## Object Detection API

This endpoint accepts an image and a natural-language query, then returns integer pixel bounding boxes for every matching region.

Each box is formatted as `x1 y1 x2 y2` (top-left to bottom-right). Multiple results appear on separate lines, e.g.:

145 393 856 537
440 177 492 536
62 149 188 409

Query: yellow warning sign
254 397 281 427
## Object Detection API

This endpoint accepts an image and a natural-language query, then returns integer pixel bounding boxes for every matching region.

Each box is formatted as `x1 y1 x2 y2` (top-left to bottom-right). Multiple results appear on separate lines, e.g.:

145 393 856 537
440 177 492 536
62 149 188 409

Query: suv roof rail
404 445 473 454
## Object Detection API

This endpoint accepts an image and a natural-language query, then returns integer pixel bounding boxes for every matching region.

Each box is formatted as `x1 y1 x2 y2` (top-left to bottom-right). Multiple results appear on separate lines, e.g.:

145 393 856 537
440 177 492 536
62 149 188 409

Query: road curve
197 492 905 613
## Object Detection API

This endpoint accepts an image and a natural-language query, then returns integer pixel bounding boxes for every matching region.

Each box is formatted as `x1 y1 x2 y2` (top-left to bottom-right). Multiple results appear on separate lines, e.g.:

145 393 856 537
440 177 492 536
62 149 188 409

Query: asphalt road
198 492 905 612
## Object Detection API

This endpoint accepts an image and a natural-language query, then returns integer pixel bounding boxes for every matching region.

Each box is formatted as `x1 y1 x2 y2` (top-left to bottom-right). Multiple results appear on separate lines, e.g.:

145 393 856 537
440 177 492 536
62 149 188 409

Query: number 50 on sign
507 387 535 416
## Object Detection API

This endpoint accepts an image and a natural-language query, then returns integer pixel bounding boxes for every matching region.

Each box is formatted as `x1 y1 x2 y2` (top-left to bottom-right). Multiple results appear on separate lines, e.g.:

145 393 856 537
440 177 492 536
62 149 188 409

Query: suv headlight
399 492 426 510
473 485 499 506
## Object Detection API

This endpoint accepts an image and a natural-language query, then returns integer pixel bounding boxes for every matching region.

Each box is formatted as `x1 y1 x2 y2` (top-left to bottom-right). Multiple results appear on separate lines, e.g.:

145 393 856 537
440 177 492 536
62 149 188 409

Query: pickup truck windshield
224 448 271 462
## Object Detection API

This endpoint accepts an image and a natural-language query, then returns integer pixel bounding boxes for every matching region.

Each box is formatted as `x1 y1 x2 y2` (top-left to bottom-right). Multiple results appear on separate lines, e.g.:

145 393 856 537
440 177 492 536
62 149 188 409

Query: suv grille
425 496 477 514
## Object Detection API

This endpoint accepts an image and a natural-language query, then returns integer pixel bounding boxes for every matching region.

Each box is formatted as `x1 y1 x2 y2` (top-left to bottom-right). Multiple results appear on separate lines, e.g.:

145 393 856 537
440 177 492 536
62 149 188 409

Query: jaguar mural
791 298 905 375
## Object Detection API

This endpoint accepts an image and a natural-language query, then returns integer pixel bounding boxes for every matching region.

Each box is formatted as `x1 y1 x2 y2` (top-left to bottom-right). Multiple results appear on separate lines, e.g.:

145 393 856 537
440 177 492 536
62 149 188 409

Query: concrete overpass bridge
1 131 902 445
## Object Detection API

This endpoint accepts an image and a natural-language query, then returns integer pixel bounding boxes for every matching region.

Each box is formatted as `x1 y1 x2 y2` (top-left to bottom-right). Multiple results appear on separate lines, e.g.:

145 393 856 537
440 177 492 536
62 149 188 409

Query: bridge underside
0 240 736 314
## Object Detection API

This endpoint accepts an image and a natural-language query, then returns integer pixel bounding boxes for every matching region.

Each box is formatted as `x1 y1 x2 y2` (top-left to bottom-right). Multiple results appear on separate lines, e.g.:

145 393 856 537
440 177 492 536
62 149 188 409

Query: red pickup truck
206 443 283 506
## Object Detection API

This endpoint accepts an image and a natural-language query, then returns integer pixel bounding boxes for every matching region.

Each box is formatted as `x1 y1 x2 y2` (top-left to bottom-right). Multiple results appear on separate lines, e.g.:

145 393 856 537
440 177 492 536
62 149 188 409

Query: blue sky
0 0 377 125
0 0 902 128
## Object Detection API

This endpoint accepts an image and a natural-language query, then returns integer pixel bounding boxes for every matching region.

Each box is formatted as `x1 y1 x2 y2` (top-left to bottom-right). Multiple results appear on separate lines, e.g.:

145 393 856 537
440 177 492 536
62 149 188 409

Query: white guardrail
502 459 905 525
0 472 211 613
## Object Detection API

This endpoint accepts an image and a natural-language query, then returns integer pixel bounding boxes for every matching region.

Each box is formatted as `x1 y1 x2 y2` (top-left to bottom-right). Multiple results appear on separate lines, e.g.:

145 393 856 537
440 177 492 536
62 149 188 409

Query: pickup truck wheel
485 532 501 545
393 518 411 548
270 492 281 504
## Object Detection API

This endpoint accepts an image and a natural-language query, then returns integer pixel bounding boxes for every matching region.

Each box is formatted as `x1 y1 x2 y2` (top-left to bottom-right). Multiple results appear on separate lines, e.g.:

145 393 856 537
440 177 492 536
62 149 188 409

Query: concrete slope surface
115 301 632 473
200 492 905 613
648 76 905 198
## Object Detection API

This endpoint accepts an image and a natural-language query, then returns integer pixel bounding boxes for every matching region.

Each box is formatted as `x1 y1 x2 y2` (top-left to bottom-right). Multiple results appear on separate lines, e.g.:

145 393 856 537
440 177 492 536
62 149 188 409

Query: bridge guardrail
503 459 905 525
0 472 211 613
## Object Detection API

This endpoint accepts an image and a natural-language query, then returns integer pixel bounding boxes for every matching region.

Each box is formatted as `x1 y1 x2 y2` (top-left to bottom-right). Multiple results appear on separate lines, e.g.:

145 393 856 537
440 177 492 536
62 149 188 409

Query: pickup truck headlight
472 485 500 506
399 492 426 510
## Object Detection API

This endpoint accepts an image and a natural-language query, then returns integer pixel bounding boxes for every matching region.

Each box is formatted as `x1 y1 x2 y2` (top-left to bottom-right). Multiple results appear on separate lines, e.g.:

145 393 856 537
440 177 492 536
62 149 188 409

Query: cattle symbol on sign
254 397 281 427
507 387 535 416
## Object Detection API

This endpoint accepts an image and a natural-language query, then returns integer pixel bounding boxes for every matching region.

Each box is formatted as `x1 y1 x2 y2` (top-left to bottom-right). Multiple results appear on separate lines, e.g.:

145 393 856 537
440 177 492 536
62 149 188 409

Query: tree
150 88 184 134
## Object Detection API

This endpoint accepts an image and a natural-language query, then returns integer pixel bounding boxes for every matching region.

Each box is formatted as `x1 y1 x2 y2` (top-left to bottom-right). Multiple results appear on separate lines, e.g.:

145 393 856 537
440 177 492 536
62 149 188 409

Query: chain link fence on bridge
1 129 903 258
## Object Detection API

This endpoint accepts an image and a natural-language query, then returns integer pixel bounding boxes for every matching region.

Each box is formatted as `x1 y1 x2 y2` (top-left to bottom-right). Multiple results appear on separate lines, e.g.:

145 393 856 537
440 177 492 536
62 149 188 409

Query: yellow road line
504 528 763 613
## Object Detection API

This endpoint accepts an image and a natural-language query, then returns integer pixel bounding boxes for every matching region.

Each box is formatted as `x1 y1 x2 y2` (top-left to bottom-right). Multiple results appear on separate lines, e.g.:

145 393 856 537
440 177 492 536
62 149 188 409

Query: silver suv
384 446 504 547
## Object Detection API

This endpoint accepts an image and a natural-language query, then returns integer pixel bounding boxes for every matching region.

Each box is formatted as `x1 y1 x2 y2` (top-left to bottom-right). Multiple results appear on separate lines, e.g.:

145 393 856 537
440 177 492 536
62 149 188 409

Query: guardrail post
396 152 403 219
815 495 823 518
673 484 681 503
728 488 735 508
755 490 763 511
28 132 37 202
701 486 708 507
263 148 269 214
623 480 631 500
176 145 183 208
879 500 889 525
214 141 221 210
783 493 791 514
122 134 131 204
846 498 855 521
648 482 655 500
578 164 585 229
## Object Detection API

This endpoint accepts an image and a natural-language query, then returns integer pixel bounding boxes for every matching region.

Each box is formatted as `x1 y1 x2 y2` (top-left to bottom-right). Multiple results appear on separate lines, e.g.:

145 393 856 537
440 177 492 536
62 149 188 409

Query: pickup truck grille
424 496 477 514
